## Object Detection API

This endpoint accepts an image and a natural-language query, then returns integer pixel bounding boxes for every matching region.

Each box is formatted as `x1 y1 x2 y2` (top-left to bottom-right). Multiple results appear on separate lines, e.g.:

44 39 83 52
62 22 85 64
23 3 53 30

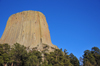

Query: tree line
0 43 100 66
80 46 100 66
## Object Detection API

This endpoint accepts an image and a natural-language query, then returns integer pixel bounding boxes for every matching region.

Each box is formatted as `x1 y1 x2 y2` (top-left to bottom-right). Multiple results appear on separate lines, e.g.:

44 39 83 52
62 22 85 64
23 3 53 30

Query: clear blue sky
0 0 100 59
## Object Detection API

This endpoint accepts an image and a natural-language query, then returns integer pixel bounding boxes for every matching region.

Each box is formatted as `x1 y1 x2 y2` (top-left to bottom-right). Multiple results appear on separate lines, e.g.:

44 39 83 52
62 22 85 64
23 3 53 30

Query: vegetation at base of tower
69 53 79 66
0 43 100 66
82 47 100 66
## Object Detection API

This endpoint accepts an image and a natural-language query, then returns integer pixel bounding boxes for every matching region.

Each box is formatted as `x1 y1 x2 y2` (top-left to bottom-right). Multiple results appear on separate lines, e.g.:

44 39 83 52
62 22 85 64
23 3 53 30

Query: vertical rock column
0 10 57 50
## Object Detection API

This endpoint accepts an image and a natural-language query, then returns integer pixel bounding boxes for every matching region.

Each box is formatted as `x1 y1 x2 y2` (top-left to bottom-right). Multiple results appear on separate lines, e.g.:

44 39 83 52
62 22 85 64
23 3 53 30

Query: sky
0 0 100 59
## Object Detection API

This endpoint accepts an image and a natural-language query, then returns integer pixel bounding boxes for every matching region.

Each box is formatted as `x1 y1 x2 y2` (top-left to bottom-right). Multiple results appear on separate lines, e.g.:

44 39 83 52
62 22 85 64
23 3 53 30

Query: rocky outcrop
0 10 58 52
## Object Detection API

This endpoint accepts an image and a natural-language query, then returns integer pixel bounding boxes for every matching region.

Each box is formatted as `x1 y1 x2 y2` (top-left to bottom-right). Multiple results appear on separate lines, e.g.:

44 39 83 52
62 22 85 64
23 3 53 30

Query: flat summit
0 10 57 51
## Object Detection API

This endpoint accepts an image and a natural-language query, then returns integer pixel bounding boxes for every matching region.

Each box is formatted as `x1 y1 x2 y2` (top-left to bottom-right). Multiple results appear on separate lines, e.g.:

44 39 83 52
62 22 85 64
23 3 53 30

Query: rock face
0 10 57 52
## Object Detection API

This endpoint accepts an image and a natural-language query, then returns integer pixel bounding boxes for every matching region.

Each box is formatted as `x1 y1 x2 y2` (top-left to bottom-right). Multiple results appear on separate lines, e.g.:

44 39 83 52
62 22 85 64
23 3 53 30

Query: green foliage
91 47 100 54
25 50 42 66
10 43 27 66
83 47 100 66
25 54 38 66
69 53 79 66
0 43 10 66
44 49 73 66
31 50 42 63
84 61 94 66
3 43 99 66
41 60 52 66
0 56 4 65
3 43 10 53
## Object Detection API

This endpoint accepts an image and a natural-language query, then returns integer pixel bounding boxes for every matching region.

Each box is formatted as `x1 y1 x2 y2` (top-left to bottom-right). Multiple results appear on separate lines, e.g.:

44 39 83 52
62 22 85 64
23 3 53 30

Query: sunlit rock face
0 10 58 52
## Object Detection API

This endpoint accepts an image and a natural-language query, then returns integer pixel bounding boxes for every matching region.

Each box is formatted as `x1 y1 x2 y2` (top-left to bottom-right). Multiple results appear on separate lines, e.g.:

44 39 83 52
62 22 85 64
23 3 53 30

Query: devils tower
0 10 57 52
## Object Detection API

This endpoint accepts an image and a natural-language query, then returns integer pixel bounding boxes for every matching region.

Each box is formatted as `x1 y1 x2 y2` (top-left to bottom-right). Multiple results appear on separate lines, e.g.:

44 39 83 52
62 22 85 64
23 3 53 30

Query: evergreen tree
1 44 10 66
69 53 79 66
45 49 73 66
10 43 27 66
0 44 4 66
83 47 100 66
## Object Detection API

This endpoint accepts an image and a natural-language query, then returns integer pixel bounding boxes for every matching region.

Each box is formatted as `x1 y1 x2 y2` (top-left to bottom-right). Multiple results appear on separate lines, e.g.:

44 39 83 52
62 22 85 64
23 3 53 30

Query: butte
0 10 58 52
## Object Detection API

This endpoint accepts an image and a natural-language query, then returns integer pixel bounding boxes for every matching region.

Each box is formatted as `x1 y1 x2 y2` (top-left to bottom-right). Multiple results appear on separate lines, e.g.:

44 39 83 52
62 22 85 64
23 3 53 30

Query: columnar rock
0 10 57 51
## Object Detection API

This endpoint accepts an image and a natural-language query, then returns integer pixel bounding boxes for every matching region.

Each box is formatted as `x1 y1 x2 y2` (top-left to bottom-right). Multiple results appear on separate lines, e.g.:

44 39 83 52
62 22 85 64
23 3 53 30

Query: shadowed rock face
0 10 58 51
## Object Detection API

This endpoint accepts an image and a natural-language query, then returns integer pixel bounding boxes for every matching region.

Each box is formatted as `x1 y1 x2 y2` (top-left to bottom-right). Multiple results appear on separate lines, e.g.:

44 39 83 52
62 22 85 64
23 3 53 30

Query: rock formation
0 10 58 52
